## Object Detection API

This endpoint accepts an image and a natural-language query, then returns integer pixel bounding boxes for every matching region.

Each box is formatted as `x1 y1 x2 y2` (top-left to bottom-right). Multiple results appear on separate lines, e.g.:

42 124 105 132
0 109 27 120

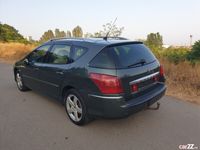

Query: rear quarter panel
60 43 106 102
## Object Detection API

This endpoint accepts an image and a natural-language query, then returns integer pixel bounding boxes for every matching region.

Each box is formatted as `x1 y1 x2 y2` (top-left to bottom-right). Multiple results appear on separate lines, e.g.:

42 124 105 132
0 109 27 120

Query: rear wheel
64 89 91 125
16 72 29 91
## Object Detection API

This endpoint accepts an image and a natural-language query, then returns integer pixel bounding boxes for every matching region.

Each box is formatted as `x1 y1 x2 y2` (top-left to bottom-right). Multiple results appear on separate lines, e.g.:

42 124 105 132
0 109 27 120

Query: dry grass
0 42 35 61
0 42 199 104
160 59 200 104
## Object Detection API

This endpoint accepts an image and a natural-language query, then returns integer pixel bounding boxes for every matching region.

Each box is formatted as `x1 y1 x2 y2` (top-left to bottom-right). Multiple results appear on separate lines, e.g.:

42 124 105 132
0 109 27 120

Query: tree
55 29 66 38
66 30 72 38
93 32 102 37
55 29 60 38
145 32 163 49
94 22 124 37
187 40 200 62
72 26 83 37
84 32 94 38
0 23 27 43
59 31 66 37
28 36 36 44
39 30 54 43
101 22 124 37
82 22 124 38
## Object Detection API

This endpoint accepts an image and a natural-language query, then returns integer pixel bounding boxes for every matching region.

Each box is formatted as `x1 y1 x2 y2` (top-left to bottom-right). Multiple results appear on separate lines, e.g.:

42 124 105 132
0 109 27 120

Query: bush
162 47 190 64
187 40 200 62
159 58 200 104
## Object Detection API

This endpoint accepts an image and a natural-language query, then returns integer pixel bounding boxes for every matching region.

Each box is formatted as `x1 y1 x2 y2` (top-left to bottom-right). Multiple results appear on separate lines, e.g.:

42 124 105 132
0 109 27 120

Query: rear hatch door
107 43 161 99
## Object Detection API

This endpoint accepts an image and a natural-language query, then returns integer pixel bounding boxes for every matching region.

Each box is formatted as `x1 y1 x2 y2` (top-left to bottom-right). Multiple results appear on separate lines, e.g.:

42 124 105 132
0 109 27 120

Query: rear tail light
159 65 164 77
89 73 123 94
131 84 138 92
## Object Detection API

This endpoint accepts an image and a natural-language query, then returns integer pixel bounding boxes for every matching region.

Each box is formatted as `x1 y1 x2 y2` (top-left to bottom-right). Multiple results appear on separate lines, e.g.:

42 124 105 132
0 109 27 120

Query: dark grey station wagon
14 37 166 125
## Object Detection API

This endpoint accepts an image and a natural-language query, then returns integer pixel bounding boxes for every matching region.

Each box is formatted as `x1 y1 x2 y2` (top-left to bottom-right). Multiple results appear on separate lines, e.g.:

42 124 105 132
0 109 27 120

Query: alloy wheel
16 73 23 90
66 94 83 122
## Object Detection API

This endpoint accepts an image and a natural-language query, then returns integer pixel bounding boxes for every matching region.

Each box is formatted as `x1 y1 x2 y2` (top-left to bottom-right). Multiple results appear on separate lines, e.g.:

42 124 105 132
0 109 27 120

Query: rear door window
46 44 72 64
72 46 87 61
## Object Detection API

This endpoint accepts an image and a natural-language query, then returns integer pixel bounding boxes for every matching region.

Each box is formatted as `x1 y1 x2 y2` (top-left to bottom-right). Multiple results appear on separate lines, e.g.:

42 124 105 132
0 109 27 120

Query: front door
22 44 51 91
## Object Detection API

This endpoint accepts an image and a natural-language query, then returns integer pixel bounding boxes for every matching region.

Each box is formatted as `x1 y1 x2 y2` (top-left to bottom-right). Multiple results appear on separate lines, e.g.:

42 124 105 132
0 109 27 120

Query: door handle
34 67 39 70
56 71 64 75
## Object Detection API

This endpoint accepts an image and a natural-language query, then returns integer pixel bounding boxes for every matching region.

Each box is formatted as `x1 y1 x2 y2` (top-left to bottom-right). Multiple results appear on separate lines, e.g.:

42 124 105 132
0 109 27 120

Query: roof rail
48 37 87 42
95 37 128 40
46 37 129 43
50 37 68 41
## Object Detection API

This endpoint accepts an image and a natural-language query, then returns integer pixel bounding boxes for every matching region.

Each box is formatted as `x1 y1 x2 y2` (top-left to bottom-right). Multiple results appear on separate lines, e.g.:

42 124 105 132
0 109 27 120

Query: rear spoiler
106 41 143 48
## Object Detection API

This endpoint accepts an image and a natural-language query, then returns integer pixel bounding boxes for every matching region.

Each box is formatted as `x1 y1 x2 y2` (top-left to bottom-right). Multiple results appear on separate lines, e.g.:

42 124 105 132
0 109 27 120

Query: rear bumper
86 83 166 118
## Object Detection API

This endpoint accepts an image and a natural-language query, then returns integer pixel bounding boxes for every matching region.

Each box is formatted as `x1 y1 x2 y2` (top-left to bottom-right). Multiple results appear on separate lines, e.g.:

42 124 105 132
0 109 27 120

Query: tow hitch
147 102 160 110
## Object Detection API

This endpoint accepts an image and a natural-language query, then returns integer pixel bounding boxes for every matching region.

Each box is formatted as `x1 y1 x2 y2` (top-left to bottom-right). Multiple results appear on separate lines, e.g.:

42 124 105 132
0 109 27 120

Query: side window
89 48 115 69
72 46 87 61
47 44 71 64
28 45 50 63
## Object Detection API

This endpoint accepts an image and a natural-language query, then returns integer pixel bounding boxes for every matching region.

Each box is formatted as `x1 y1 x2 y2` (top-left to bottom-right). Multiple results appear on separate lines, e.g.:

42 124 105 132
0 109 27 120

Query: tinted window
47 44 71 64
72 46 87 61
89 43 156 69
28 45 50 62
89 49 115 69
111 44 156 68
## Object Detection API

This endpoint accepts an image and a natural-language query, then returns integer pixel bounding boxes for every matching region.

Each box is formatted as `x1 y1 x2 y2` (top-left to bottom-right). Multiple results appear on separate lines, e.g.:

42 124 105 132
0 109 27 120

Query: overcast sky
0 0 199 45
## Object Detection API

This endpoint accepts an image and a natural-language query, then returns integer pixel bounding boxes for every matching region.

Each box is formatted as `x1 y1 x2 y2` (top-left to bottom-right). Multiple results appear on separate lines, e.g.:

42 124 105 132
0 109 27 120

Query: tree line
0 22 199 62
143 32 200 64
39 22 124 43
39 26 83 43
0 22 124 43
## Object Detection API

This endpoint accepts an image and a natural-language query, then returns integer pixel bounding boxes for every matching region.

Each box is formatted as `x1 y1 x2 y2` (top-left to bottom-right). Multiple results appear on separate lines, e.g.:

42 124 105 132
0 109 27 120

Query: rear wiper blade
127 59 146 68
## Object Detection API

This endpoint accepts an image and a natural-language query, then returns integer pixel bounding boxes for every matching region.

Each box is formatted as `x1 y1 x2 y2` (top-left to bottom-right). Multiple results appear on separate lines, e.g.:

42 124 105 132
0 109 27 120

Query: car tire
15 71 29 91
64 89 91 125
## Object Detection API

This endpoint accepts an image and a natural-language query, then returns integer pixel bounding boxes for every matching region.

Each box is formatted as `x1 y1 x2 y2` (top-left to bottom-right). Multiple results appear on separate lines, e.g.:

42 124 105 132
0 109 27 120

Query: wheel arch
14 67 19 81
61 85 76 103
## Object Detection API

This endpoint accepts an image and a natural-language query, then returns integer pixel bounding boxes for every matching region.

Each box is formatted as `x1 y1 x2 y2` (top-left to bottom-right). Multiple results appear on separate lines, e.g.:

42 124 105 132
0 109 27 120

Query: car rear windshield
89 43 156 69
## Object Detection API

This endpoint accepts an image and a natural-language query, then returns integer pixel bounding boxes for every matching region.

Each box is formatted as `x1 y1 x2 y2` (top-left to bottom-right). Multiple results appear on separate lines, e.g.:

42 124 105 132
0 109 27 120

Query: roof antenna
103 17 117 41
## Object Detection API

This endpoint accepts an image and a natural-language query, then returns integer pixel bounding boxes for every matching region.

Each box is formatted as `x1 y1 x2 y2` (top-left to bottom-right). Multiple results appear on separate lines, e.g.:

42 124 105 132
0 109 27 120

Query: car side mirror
24 58 34 65
24 58 29 64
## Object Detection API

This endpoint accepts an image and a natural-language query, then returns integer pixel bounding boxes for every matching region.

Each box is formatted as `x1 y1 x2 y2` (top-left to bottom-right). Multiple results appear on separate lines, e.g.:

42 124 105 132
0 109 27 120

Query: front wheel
64 89 91 125
15 72 29 91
